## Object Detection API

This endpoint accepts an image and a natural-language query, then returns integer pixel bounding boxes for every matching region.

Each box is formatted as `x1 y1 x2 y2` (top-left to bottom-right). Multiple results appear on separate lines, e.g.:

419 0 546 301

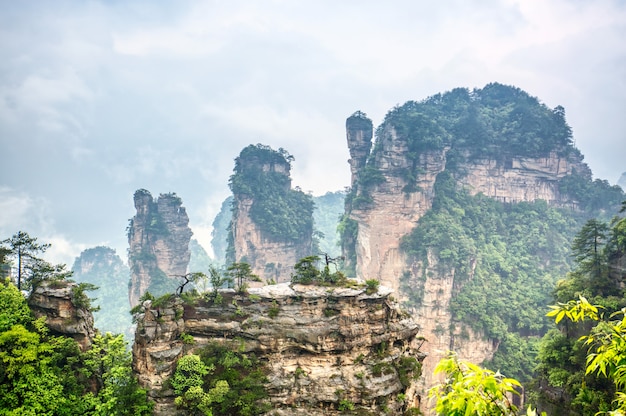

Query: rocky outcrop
350 122 588 291
132 282 424 415
343 105 590 413
229 145 314 284
128 190 192 307
231 196 312 284
346 111 373 188
28 280 96 351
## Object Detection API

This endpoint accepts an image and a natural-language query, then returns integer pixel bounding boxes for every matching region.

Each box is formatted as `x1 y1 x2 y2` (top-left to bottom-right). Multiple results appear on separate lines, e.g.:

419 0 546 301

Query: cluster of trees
402 167 624 382
531 203 626 414
0 232 152 415
171 343 269 416
429 203 626 415
381 82 577 162
401 170 585 381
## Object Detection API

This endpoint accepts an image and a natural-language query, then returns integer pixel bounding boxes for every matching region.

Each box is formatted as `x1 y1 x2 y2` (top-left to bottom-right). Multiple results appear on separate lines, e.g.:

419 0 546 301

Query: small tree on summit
226 262 260 294
1 231 50 290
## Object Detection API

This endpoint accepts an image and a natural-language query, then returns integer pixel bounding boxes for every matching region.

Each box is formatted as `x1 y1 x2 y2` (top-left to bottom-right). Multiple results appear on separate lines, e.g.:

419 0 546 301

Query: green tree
82 333 153 416
0 278 32 332
534 205 626 414
428 353 525 416
0 307 97 415
226 263 260 294
547 296 626 414
205 266 233 304
1 231 50 290
571 219 611 295
171 354 229 416
291 256 321 284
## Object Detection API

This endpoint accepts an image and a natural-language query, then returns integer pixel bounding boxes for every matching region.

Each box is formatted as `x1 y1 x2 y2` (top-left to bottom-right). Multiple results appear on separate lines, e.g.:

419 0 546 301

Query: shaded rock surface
128 190 192 307
229 146 314 284
28 280 96 351
132 282 423 415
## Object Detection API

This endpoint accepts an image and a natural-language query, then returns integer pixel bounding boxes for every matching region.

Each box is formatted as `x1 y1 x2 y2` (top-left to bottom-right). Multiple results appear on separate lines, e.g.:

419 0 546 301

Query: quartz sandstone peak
128 189 192 307
229 145 314 284
342 85 592 412
132 282 424 415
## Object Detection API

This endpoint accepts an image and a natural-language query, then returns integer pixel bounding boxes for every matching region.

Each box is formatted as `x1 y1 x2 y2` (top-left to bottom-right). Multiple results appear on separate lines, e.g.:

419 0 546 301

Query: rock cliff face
28 280 96 351
350 122 587 291
229 145 314 284
344 102 590 411
231 196 312 284
128 190 192 307
132 283 423 415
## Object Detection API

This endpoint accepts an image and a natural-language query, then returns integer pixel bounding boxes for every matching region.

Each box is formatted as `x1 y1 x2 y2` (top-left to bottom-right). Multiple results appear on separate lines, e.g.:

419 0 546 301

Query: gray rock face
28 280 96 351
127 190 192 307
346 111 373 188
132 282 424 415
229 148 313 285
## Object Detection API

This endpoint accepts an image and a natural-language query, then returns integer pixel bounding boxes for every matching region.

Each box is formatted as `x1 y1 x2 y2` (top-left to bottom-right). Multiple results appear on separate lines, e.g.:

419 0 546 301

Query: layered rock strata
128 190 192 307
132 282 424 415
28 280 96 351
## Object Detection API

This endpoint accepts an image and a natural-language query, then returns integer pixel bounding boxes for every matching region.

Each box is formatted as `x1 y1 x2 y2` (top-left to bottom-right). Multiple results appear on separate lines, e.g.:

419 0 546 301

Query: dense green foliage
72 247 132 336
171 343 269 416
559 173 625 213
533 206 626 414
1 231 51 291
82 333 153 415
401 171 586 381
381 83 576 162
0 277 152 416
228 144 314 244
429 353 524 415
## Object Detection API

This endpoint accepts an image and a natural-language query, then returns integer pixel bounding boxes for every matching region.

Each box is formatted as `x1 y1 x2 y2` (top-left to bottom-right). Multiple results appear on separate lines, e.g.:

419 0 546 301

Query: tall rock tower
127 189 192 307
346 111 373 188
228 144 314 283
340 84 597 411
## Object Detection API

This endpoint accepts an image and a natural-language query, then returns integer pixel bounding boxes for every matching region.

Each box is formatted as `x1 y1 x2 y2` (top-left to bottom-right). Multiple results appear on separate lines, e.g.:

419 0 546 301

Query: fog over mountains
1 1 625 266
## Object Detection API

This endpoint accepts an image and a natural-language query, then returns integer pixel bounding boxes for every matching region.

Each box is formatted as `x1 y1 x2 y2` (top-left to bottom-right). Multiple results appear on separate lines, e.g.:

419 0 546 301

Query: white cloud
1 0 625 260
0 187 51 235
42 235 88 268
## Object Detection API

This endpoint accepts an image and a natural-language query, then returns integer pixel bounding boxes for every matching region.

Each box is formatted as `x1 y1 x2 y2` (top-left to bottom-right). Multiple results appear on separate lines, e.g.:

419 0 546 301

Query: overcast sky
1 0 625 266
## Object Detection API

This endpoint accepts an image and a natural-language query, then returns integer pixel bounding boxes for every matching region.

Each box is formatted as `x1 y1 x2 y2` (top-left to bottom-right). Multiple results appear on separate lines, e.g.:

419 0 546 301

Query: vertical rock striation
346 111 373 188
342 84 593 412
128 190 192 307
228 145 314 284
